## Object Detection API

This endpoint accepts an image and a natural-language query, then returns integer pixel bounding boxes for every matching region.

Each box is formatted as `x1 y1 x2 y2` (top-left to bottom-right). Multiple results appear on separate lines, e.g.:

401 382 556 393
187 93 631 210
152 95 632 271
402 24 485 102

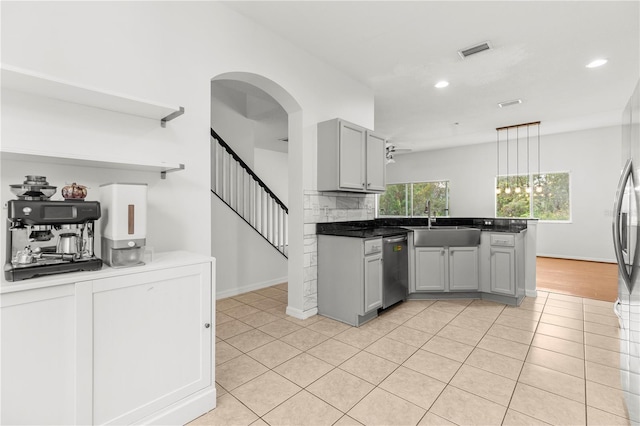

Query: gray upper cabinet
318 118 386 193
365 131 386 192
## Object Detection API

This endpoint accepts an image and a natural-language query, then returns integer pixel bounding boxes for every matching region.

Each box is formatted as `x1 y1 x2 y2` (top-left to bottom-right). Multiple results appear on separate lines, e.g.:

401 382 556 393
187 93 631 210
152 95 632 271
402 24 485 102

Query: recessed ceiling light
435 81 449 88
586 58 608 68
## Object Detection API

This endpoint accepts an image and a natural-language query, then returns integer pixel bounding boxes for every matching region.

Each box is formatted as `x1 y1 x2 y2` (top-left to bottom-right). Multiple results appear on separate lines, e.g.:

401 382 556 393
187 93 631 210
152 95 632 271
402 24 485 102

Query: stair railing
211 128 288 258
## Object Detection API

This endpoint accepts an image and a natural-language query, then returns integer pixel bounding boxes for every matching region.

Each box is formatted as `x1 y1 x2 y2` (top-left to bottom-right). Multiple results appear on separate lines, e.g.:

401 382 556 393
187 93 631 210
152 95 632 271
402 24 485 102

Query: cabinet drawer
364 238 383 255
490 233 515 247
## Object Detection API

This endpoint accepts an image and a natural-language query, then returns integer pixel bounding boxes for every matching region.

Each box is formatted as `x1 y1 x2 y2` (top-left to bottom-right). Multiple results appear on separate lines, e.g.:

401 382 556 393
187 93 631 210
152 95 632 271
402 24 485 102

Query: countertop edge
1 250 214 294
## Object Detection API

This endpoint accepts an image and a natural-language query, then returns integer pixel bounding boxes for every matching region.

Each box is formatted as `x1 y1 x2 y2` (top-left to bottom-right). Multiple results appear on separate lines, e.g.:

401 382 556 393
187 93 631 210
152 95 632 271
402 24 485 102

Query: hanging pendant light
496 130 501 194
504 127 511 194
496 121 541 198
525 126 531 193
535 124 543 193
514 126 521 194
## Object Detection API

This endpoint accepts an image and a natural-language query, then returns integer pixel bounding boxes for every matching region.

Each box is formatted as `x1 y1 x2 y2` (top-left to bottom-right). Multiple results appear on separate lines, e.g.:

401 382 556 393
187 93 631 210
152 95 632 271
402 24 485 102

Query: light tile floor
189 284 633 425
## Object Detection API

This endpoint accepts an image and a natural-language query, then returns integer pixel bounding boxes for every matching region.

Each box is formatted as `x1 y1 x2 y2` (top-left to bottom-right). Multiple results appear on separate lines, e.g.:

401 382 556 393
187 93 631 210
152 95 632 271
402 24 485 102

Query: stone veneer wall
302 190 376 311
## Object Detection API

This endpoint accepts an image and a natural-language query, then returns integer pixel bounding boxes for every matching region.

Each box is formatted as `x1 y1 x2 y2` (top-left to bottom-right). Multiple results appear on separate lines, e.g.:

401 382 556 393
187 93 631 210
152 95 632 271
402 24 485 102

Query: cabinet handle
362 183 366 187
204 323 211 328
367 183 371 187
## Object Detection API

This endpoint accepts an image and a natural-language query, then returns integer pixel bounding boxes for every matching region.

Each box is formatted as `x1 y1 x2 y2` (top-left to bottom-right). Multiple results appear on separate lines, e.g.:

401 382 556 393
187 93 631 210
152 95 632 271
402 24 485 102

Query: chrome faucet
424 200 432 228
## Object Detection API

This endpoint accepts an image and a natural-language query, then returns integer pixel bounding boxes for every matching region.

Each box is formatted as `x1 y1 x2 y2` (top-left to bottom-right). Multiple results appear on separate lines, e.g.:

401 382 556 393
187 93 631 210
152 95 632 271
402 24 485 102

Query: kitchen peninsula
317 218 537 326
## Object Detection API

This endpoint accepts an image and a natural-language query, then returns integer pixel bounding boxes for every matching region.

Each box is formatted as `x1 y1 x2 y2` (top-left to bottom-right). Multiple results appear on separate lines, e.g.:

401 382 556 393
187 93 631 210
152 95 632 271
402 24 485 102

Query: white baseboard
536 253 616 264
286 306 318 320
216 276 288 299
143 387 216 425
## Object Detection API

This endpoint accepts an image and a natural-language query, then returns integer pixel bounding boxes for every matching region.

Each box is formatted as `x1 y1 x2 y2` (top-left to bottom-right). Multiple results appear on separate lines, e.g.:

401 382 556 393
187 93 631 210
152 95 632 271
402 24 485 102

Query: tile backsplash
302 190 376 311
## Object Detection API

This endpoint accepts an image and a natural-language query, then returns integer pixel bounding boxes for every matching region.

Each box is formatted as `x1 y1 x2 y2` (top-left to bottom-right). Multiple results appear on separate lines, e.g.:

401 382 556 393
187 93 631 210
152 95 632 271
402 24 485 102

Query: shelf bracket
160 163 185 179
161 106 185 128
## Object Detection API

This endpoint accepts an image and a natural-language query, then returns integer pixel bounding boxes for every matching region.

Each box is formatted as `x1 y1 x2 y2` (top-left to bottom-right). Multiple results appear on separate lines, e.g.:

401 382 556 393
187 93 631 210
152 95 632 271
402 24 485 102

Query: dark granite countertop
316 217 532 238
315 225 410 239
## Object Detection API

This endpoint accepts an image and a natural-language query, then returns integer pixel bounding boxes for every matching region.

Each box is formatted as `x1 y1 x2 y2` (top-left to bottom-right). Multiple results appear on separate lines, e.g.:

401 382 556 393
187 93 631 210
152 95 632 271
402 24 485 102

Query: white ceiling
222 1 640 153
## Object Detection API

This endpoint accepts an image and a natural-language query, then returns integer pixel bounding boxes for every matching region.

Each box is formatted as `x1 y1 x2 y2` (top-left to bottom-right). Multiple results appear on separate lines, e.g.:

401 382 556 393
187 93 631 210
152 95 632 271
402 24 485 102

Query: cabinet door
415 247 447 291
363 253 383 313
365 131 386 192
338 121 366 191
91 264 212 425
1 285 76 426
449 247 479 291
490 247 516 295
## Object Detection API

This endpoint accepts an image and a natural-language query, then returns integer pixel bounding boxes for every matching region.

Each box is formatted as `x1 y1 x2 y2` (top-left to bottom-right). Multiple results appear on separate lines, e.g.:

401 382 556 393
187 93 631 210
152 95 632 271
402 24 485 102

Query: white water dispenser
100 183 147 268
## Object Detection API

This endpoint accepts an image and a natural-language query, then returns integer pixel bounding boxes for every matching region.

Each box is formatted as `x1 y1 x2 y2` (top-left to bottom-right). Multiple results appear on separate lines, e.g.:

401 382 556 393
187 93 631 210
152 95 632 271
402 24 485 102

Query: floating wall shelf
1 64 186 178
0 147 185 179
1 64 185 126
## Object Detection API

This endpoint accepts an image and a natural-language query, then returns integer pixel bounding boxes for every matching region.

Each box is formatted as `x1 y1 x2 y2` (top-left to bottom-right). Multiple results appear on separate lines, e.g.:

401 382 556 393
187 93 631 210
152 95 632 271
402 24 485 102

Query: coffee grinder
4 176 103 281
100 183 147 268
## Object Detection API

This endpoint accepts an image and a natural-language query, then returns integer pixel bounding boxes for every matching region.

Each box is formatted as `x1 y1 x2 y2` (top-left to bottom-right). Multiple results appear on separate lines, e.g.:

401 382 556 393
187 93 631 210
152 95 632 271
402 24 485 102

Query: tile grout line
213 287 627 426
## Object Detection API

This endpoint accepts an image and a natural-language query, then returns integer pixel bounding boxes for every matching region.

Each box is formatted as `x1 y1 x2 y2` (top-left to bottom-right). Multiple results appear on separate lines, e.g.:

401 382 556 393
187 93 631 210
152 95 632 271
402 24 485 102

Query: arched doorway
210 72 309 319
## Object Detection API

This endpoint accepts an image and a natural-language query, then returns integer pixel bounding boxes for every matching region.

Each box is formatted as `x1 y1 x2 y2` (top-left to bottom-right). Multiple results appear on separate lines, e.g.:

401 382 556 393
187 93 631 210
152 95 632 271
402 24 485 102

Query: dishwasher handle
384 235 408 244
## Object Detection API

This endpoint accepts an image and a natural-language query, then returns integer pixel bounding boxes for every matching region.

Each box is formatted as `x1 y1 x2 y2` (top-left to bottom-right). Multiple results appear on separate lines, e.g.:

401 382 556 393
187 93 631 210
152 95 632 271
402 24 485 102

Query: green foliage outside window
496 176 530 218
412 182 449 216
496 172 570 221
378 181 449 217
533 173 571 220
378 183 408 216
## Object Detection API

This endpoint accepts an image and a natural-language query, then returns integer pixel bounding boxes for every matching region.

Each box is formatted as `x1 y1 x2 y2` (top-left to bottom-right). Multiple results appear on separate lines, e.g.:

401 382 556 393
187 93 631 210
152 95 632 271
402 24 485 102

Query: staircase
211 128 288 258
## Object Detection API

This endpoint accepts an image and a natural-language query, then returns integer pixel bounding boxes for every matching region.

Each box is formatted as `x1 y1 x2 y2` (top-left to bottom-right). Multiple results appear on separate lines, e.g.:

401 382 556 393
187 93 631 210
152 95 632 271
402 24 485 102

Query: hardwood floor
536 256 619 302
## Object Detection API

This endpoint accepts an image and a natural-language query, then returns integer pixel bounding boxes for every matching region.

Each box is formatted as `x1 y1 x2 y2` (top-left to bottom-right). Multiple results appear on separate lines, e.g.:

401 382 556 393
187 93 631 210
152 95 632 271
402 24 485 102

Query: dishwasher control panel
364 238 382 255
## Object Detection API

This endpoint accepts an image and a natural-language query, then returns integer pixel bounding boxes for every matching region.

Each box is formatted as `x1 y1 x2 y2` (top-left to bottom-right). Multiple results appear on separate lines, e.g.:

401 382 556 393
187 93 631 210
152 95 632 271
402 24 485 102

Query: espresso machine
4 176 102 281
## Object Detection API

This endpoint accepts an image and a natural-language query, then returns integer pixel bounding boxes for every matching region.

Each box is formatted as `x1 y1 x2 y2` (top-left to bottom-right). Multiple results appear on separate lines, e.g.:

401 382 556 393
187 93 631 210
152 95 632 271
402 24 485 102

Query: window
496 172 571 221
377 183 408 216
378 181 449 217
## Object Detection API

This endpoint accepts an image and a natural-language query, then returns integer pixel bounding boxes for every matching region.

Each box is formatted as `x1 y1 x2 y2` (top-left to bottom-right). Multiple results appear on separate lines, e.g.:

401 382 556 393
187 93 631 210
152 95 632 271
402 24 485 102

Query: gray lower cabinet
449 247 479 290
488 232 525 297
318 235 382 326
415 247 446 291
490 246 516 295
414 246 478 292
363 251 383 312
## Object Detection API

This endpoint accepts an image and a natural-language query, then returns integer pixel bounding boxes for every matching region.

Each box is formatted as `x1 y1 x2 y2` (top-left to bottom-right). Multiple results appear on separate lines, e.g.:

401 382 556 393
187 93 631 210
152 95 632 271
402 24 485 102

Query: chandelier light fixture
496 121 541 196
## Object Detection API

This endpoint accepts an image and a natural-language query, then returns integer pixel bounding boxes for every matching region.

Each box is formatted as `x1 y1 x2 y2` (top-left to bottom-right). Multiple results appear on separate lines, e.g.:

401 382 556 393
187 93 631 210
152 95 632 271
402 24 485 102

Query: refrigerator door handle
613 158 634 291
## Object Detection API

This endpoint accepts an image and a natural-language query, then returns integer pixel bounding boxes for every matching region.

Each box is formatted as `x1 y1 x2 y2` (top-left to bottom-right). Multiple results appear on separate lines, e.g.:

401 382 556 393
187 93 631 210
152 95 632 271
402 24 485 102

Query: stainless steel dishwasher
382 234 408 309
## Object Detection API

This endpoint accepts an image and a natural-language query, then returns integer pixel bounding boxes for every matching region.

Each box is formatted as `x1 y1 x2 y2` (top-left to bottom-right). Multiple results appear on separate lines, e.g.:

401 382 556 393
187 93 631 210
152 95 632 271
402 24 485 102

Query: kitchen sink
406 226 481 247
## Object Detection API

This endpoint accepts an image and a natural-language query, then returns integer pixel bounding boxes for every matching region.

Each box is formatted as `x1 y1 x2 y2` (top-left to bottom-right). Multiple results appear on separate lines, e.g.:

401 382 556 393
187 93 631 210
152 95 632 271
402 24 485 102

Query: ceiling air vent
498 99 523 108
458 41 492 59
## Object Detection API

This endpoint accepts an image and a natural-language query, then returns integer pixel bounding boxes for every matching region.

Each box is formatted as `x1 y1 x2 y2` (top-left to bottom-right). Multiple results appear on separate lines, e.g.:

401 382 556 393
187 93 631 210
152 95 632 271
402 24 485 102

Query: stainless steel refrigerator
613 79 640 424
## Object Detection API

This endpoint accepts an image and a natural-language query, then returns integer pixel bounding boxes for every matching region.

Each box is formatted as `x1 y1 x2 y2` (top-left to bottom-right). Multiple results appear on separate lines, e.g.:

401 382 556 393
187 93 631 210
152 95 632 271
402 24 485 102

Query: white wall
387 125 622 262
254 148 289 206
1 1 374 314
